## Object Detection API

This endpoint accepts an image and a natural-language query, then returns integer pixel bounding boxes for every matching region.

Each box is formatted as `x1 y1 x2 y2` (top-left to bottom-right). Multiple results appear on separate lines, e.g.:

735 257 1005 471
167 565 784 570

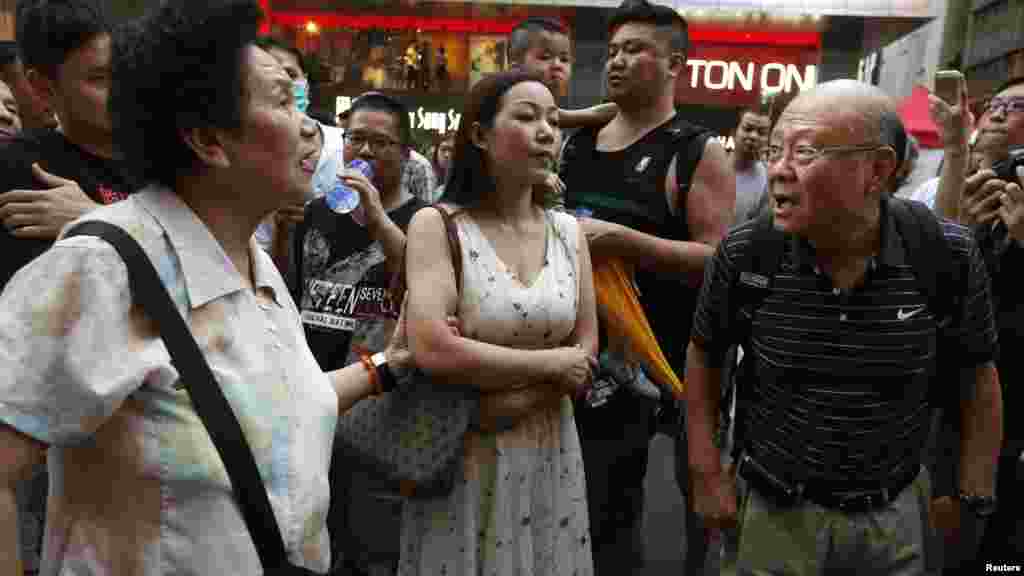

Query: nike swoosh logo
897 306 926 321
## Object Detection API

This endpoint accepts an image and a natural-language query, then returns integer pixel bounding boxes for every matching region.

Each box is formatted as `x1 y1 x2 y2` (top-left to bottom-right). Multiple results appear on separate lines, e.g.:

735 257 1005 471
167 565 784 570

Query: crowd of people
0 0 1017 575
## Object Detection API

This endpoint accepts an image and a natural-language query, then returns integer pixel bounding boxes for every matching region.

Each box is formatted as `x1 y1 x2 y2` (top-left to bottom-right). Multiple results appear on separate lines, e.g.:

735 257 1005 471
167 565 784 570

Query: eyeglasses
984 96 1024 116
760 143 891 166
342 132 401 152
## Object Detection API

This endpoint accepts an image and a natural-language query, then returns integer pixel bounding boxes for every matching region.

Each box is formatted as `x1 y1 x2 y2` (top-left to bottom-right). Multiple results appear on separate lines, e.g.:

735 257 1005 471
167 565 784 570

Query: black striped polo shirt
692 199 998 489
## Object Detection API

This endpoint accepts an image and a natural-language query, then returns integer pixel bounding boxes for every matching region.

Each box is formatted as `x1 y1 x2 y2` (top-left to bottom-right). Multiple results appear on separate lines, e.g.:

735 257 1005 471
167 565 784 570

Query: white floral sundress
398 209 594 576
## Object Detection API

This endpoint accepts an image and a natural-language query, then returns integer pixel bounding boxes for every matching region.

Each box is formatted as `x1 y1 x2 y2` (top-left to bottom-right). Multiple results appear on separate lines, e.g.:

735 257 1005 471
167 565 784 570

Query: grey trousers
736 467 932 576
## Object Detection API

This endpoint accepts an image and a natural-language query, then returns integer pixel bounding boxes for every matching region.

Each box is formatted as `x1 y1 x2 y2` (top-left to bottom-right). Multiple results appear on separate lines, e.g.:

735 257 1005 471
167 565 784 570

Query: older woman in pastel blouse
0 2 417 574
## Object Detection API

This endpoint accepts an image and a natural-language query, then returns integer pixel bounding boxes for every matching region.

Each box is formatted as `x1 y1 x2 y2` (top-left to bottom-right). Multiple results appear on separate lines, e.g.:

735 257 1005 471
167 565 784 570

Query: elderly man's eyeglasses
760 143 890 166
984 96 1024 116
342 132 400 152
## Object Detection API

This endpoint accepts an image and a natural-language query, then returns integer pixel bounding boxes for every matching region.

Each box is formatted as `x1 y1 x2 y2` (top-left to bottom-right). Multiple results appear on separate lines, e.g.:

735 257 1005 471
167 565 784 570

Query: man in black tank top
559 2 734 574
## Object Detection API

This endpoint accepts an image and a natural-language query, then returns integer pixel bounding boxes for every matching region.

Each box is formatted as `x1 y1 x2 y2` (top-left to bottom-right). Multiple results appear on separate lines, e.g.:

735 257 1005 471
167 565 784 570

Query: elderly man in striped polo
684 79 1003 575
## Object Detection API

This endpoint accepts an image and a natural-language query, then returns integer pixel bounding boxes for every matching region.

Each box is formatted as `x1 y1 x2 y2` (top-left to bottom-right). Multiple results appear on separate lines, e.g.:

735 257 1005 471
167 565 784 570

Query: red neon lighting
269 12 820 48
689 28 819 48
258 0 271 34
270 13 526 35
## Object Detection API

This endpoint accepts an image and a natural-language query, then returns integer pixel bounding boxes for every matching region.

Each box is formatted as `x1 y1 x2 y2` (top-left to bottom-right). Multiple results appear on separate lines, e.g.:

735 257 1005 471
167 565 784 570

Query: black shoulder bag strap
671 120 713 201
559 125 601 209
888 197 963 498
729 211 786 462
888 197 958 327
65 221 320 575
888 197 961 401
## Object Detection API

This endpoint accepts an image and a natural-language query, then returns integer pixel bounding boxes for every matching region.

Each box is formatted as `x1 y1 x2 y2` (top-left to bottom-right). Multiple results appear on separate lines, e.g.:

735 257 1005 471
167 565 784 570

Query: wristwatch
958 491 998 518
370 352 398 394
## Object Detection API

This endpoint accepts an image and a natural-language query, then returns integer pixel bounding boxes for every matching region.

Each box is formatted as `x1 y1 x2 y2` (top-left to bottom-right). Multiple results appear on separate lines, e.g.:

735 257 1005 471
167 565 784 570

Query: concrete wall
567 6 609 109
940 0 970 68
877 4 947 100
817 17 864 83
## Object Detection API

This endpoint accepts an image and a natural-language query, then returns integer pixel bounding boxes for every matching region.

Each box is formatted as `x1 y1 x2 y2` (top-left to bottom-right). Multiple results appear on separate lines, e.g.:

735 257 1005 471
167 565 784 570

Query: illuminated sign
675 43 820 108
335 97 462 134
686 59 817 94
408 107 462 134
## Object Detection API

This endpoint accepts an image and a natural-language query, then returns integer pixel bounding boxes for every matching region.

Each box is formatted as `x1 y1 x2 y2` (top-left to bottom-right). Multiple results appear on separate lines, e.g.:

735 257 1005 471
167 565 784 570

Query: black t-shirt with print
290 196 425 372
0 128 137 289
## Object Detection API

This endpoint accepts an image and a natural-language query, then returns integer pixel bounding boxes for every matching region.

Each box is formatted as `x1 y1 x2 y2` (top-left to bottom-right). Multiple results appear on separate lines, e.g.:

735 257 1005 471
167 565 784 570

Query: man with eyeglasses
685 79 1002 575
287 92 424 576
943 76 1024 567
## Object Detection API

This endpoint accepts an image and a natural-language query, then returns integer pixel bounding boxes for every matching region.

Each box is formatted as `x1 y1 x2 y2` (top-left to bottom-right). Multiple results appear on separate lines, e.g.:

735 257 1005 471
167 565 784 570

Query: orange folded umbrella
591 256 685 399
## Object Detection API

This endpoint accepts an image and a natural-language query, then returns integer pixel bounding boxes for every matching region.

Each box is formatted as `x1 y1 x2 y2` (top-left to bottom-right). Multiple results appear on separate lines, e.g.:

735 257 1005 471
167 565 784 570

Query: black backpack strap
888 197 959 324
888 198 964 405
559 125 601 208
669 119 713 201
65 221 312 574
732 211 786 324
883 198 964 497
728 212 786 462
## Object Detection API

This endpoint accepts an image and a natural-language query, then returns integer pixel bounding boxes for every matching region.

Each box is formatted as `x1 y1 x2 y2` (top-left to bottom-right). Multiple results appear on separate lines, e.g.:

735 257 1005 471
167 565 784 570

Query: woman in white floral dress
401 70 599 576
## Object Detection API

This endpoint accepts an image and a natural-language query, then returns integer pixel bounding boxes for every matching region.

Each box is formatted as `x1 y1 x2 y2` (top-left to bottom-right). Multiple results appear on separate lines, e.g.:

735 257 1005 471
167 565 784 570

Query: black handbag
66 220 322 575
334 205 478 499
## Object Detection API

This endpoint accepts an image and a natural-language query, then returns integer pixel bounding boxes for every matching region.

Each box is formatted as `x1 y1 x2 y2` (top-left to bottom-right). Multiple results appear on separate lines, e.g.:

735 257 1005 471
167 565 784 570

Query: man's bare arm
0 164 100 240
685 341 724 476
959 362 1003 498
928 92 972 221
558 102 618 130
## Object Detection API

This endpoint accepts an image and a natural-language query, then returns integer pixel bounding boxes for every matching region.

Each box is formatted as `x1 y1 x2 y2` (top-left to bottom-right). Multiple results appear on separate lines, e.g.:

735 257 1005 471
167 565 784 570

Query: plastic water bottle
327 159 372 214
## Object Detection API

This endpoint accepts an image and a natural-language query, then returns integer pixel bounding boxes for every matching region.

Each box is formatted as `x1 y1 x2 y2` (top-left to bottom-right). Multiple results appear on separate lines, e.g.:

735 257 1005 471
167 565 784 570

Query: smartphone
934 70 964 106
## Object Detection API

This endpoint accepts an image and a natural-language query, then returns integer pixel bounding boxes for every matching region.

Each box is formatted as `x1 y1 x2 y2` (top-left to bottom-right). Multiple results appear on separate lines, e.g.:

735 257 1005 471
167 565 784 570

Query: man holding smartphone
954 76 1024 567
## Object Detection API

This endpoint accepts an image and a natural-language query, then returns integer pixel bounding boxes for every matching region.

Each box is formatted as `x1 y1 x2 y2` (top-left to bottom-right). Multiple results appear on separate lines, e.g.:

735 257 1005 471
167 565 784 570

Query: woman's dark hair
442 69 548 207
109 0 264 190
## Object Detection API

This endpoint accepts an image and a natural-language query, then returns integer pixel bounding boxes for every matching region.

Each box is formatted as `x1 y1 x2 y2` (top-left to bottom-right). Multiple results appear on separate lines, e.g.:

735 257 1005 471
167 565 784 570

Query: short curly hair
109 0 264 190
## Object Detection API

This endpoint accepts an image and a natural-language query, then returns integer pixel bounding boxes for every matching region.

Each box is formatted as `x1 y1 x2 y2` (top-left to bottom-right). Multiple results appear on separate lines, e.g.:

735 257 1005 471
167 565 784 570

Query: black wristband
370 352 398 394
957 491 997 518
